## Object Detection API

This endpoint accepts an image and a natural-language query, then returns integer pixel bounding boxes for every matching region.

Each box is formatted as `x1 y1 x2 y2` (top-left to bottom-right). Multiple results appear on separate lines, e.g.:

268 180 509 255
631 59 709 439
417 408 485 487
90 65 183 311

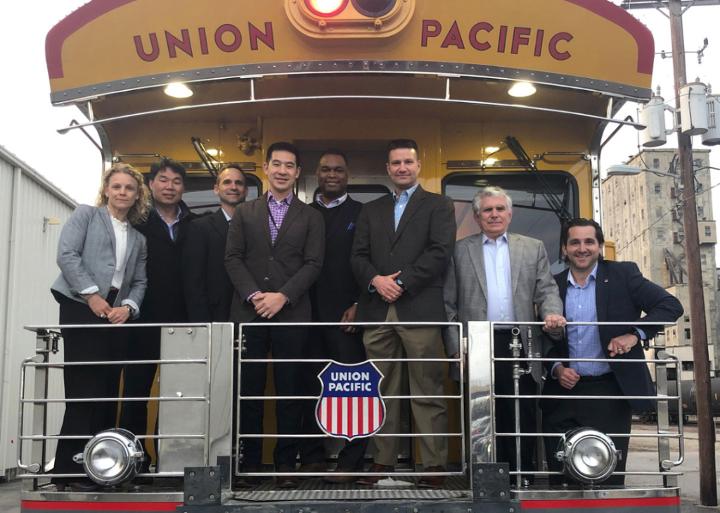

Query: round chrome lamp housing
555 428 619 484
79 429 144 486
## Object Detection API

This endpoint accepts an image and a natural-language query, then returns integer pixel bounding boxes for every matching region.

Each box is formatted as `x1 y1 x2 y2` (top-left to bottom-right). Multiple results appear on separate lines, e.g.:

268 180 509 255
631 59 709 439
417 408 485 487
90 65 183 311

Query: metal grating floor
232 476 470 502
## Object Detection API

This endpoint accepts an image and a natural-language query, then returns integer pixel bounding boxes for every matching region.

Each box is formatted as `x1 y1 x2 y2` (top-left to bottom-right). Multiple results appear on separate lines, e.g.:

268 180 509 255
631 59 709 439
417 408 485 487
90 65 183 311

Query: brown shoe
324 467 358 484
275 465 299 489
356 463 394 486
417 466 446 489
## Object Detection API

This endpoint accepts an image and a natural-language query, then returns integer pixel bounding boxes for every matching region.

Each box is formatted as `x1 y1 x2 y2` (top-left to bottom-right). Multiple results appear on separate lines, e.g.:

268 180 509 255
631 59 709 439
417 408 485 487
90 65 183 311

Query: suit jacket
351 186 456 322
51 205 147 318
182 208 234 322
225 193 325 323
310 197 363 321
443 232 562 381
135 201 195 322
551 259 683 410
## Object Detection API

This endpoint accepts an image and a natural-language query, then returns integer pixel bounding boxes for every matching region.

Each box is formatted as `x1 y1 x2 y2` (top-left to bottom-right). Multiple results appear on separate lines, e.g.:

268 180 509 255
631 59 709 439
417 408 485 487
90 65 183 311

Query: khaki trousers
362 305 448 468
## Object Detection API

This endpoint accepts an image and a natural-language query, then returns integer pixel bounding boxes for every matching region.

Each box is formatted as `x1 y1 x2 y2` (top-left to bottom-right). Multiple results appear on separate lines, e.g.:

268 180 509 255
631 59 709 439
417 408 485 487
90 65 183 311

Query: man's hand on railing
607 332 640 357
553 365 580 390
542 314 567 337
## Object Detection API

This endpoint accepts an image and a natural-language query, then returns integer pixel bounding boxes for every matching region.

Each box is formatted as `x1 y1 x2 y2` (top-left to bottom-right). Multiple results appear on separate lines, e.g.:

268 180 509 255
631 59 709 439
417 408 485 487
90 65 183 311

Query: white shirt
315 193 348 209
483 232 515 323
110 215 129 289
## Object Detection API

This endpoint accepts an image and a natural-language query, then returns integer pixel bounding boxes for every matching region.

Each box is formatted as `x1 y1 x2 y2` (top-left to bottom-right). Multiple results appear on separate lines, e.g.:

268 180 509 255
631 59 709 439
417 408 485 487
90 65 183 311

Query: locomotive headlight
555 428 619 484
75 429 144 486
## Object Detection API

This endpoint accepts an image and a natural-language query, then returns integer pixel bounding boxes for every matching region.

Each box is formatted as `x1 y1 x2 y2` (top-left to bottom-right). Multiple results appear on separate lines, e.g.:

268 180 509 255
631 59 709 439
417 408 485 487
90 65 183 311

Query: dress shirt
268 192 293 244
110 215 129 289
393 184 419 230
159 206 182 241
221 208 232 222
564 264 612 376
315 193 348 209
483 233 515 323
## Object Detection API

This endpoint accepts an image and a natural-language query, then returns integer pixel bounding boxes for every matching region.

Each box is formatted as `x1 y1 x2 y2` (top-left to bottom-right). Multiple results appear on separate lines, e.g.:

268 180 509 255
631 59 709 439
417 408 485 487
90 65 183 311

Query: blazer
182 208 234 322
551 259 683 410
135 202 195 322
310 197 363 322
225 193 325 323
51 205 147 318
351 186 456 322
443 232 562 381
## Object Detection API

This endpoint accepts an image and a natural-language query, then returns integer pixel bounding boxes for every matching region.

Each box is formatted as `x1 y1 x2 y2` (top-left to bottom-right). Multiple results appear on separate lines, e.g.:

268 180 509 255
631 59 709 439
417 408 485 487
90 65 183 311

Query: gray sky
1 1 718 214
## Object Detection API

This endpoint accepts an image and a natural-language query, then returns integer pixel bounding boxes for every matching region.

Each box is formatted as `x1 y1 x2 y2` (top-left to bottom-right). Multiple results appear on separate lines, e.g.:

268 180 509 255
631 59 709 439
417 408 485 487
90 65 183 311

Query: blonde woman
50 163 149 491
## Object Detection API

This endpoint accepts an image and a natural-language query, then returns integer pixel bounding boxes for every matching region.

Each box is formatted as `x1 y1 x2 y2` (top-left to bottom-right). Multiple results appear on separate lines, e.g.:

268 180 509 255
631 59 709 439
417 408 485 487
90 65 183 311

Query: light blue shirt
483 233 515 323
564 264 612 376
393 184 419 230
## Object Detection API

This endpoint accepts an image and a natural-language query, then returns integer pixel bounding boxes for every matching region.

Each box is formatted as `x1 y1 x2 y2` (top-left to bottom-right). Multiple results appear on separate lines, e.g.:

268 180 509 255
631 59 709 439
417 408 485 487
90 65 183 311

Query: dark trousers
239 325 308 468
493 330 538 474
541 374 631 485
119 326 160 463
53 292 126 475
299 326 368 469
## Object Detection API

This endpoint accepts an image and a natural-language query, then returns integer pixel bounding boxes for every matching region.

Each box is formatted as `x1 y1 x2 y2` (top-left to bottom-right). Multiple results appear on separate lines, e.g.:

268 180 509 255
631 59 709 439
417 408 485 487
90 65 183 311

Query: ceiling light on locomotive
508 81 537 98
351 0 396 17
304 0 349 17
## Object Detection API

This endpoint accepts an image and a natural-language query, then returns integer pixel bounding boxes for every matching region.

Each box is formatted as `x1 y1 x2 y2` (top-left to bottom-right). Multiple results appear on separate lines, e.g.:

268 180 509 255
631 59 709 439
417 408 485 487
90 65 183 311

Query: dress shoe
356 463 393 486
298 462 326 479
51 478 100 493
275 465 299 489
324 467 358 484
417 466 446 489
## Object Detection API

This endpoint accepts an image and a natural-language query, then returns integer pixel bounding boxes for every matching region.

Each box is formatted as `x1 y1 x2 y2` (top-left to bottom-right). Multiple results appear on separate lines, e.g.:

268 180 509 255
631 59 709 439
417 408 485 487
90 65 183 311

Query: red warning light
304 0 349 17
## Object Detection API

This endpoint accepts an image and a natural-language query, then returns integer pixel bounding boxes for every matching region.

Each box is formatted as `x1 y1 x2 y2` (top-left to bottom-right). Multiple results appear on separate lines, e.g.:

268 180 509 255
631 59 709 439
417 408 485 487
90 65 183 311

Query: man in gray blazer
443 186 564 477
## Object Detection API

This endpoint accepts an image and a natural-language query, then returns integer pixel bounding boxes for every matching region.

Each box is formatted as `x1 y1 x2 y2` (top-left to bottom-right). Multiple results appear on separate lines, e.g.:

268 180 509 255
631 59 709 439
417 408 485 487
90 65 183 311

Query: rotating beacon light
286 0 414 38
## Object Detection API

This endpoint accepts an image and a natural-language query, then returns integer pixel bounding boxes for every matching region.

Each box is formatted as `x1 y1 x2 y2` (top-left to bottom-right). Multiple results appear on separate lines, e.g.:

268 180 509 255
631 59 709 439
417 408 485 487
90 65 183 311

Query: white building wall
0 145 75 478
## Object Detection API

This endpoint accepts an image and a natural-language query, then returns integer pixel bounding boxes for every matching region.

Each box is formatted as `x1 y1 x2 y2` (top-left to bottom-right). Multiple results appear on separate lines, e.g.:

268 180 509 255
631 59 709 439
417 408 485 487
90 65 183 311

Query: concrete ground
1 423 718 512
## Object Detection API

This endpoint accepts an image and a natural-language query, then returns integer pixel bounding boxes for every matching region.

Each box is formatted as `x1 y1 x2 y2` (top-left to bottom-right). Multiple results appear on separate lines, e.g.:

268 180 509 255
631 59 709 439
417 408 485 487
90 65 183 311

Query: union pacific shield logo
316 361 385 440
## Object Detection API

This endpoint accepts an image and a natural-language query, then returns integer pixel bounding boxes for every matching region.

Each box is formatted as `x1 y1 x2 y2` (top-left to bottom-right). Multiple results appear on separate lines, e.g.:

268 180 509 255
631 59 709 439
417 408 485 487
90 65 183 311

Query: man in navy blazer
183 165 248 322
542 218 682 485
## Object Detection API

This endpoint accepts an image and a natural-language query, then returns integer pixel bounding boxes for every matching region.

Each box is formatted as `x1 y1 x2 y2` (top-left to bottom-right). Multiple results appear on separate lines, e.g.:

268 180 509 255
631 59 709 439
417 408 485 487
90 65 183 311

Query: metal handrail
17 323 216 478
488 320 684 489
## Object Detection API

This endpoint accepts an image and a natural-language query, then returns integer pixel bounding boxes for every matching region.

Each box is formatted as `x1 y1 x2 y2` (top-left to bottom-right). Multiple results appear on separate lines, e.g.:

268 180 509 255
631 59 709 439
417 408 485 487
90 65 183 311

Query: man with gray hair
444 186 565 476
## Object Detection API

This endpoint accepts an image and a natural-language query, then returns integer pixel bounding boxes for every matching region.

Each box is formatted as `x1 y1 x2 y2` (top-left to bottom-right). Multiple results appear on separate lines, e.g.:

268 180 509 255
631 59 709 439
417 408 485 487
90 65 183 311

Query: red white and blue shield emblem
316 361 385 440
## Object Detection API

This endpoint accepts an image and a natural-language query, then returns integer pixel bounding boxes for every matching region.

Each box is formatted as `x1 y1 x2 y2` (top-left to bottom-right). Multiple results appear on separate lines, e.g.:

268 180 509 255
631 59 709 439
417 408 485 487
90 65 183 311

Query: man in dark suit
121 158 196 465
351 139 456 488
225 142 324 488
299 150 366 482
183 165 248 322
542 218 683 485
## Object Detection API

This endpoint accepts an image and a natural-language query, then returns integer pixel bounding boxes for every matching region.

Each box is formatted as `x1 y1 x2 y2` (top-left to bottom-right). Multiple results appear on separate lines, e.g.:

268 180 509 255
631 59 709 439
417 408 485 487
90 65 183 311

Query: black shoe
298 462 326 479
68 479 100 492
324 467 358 484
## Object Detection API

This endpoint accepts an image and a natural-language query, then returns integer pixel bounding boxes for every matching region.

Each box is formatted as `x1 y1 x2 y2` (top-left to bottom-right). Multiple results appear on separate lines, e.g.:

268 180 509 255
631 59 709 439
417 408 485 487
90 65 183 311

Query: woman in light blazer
50 163 150 491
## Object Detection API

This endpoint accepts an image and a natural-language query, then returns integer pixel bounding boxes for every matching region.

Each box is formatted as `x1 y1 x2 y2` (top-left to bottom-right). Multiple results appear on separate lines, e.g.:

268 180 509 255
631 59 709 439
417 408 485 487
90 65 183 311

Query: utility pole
668 0 718 506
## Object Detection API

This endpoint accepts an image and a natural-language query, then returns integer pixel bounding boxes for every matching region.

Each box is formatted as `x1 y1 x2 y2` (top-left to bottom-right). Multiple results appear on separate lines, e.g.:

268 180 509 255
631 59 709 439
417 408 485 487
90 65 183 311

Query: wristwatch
124 304 135 316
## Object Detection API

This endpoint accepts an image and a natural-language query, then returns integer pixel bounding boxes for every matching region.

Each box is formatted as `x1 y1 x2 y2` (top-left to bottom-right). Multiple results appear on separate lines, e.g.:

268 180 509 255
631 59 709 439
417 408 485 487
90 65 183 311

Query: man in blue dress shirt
542 218 683 485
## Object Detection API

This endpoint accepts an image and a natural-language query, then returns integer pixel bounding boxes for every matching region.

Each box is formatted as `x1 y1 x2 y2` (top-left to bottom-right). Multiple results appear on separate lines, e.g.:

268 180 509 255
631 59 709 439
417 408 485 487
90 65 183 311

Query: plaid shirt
267 192 293 244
